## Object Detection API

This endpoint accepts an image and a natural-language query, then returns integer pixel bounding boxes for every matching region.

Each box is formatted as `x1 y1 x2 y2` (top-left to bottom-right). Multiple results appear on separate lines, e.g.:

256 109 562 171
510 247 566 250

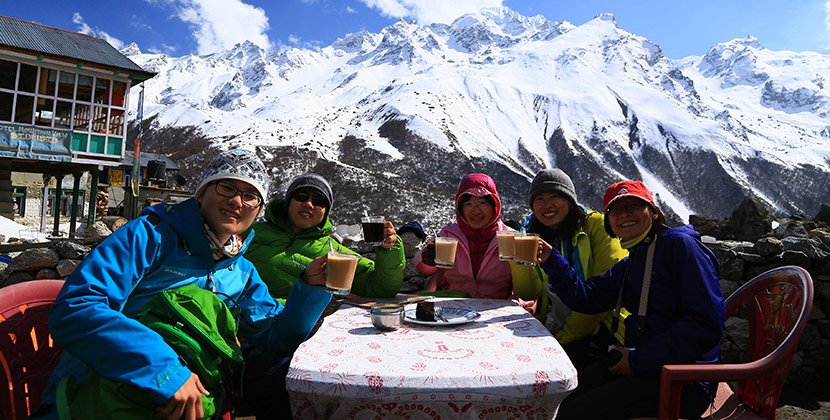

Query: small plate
403 307 480 326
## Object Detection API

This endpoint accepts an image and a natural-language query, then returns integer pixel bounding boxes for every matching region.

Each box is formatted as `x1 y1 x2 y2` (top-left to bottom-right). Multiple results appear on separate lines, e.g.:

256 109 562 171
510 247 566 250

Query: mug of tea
434 236 458 269
326 251 360 294
514 232 540 266
496 231 517 261
361 216 385 246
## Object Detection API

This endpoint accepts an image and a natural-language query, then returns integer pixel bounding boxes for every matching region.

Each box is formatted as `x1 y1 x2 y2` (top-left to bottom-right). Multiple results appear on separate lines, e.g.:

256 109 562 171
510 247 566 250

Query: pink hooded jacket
414 174 515 298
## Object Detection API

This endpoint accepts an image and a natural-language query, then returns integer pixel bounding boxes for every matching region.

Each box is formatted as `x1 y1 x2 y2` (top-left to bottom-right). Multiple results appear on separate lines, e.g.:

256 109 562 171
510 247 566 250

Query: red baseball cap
602 180 656 212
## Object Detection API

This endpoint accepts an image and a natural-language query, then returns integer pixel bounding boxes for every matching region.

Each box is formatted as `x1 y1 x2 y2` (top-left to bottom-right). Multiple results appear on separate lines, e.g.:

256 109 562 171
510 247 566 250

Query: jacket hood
454 173 502 229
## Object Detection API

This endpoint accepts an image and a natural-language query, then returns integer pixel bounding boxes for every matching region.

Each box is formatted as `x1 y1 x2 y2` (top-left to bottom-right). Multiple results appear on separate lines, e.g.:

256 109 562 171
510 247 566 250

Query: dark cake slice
415 301 436 321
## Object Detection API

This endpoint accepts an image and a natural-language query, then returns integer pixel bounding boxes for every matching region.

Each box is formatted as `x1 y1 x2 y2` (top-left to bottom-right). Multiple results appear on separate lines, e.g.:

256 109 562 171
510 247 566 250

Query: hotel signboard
0 122 73 162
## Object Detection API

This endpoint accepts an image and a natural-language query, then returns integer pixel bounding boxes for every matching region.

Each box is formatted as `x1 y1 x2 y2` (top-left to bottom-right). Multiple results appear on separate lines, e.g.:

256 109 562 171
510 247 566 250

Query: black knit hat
528 168 577 207
285 173 333 209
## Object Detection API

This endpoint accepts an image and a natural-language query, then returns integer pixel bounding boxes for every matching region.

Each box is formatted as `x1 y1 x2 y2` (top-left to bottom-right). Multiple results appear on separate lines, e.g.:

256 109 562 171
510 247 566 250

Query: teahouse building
0 15 155 237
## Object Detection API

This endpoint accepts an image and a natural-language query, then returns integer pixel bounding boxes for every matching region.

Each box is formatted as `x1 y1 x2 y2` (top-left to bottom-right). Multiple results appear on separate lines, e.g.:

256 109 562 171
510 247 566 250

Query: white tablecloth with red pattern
286 298 577 419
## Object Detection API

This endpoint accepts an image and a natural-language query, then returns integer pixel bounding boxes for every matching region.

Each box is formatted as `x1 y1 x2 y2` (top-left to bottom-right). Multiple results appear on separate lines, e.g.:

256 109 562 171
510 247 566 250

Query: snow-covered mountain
124 8 830 228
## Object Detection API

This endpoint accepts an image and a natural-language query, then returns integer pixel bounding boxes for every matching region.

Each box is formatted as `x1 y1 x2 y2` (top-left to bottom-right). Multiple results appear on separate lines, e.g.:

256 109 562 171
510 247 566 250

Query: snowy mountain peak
120 42 142 57
128 7 830 225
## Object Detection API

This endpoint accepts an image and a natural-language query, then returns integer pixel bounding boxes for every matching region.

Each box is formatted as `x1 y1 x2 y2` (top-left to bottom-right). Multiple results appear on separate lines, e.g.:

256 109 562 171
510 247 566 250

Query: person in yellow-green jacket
244 173 406 304
513 169 627 367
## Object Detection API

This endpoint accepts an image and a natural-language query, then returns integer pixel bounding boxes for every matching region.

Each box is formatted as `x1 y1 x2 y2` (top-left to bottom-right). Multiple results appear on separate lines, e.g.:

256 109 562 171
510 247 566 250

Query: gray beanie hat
285 173 333 209
528 168 577 207
195 149 269 201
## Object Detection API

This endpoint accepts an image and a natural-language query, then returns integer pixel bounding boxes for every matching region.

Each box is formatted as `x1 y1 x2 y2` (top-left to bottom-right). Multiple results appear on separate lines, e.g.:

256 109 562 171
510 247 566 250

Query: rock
728 196 774 241
753 236 784 257
35 268 60 279
56 259 81 277
814 203 830 225
800 324 823 352
719 258 745 282
810 305 825 322
5 270 34 285
736 252 764 264
53 240 91 259
689 215 728 238
7 248 60 272
399 231 422 259
84 221 112 245
783 251 811 269
817 319 830 339
101 216 129 232
719 279 740 299
773 219 810 239
814 276 830 300
809 228 830 248
781 237 830 260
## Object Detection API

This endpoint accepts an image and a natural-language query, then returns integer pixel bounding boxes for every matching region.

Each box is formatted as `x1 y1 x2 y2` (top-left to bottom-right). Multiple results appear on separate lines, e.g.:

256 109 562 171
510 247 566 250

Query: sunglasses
292 190 328 207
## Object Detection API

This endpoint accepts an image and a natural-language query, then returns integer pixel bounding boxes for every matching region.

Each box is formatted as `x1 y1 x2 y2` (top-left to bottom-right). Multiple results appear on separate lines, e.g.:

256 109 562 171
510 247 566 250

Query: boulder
727 196 774 241
84 221 112 245
7 248 60 272
35 268 60 279
752 236 784 257
814 203 830 225
56 259 81 277
101 216 129 232
53 240 91 259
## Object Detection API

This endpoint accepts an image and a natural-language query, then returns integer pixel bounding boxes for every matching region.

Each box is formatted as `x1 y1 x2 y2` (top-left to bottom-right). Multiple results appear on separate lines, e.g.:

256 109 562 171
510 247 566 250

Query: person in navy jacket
537 180 724 419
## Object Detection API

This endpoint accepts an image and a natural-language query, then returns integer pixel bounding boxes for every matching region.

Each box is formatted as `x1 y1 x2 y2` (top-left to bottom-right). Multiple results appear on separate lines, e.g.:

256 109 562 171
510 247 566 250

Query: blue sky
1 0 828 58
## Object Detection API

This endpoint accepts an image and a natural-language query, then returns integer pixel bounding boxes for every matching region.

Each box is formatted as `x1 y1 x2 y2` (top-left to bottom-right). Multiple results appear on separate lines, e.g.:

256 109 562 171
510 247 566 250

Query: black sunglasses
292 190 328 207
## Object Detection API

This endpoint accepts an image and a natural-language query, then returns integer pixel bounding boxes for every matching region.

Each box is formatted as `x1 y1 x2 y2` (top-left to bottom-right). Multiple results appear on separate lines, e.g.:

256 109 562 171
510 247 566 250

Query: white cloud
345 6 357 14
148 44 178 55
166 0 272 55
358 0 503 24
72 12 126 49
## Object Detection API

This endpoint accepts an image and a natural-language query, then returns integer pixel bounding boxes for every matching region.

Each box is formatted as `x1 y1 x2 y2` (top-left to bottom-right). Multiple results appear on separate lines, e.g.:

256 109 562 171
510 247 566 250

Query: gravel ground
776 373 830 420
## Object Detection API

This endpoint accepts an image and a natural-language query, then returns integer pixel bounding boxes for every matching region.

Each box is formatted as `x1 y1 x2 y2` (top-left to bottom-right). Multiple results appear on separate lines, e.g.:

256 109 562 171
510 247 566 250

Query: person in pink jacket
413 173 517 298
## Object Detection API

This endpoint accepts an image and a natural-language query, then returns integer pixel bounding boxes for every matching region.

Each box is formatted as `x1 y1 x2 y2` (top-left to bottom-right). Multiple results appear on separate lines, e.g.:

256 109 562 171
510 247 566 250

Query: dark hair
458 194 496 212
528 200 586 245
603 203 667 238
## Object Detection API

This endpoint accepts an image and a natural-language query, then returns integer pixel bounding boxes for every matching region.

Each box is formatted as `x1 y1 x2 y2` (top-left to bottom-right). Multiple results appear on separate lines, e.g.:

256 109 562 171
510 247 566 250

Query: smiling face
461 195 496 230
606 197 657 241
287 189 327 234
197 179 262 243
531 191 571 230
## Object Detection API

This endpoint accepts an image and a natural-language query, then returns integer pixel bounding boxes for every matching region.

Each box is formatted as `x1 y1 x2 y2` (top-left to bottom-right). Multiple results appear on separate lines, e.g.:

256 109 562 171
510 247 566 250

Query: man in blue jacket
39 149 332 419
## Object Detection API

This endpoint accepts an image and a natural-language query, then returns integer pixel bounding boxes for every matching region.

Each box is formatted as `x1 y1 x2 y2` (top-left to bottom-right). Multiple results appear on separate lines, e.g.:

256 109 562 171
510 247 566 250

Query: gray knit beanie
528 168 577 207
195 149 269 201
285 173 333 209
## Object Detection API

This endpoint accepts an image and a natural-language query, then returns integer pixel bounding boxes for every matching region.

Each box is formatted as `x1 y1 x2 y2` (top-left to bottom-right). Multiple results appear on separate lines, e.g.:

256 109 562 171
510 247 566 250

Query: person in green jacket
245 173 406 303
512 169 627 367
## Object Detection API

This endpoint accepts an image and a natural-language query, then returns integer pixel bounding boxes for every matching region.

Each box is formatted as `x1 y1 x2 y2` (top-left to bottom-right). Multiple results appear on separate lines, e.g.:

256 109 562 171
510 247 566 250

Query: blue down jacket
541 224 724 375
43 198 331 405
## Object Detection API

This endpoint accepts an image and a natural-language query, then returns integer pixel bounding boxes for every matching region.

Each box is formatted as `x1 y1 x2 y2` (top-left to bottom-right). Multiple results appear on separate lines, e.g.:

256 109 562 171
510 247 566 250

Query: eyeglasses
214 181 263 208
607 201 648 216
292 190 328 207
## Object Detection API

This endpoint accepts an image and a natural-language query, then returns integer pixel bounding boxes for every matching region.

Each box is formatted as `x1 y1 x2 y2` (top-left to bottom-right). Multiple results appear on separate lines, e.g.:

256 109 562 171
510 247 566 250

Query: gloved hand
420 242 436 266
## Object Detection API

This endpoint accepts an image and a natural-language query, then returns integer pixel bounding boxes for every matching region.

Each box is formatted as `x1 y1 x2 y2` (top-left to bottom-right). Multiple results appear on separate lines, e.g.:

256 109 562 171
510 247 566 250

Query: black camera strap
611 236 656 347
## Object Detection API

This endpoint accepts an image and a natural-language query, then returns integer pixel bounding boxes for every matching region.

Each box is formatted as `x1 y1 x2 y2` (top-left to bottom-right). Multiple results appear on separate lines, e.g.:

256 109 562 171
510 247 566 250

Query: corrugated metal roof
123 151 179 170
0 15 154 80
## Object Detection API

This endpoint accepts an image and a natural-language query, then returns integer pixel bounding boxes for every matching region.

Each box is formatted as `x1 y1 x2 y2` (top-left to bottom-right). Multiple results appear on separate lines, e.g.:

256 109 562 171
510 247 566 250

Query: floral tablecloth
287 298 577 419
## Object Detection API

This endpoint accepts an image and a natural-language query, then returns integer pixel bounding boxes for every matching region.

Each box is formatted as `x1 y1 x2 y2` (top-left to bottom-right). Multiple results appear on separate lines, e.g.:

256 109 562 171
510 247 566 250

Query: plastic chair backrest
0 279 65 420
726 265 813 418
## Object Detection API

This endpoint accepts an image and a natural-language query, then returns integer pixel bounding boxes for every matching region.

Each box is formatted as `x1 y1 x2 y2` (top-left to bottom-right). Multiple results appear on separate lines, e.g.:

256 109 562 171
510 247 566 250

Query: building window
38 68 57 96
0 54 131 157
34 97 54 127
0 91 12 121
76 74 93 102
58 71 75 99
0 59 16 90
54 100 72 129
18 63 37 93
14 94 34 124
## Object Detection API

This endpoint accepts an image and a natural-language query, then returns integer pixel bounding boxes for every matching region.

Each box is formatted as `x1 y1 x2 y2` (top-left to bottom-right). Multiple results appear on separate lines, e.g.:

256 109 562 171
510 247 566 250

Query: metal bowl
370 303 404 331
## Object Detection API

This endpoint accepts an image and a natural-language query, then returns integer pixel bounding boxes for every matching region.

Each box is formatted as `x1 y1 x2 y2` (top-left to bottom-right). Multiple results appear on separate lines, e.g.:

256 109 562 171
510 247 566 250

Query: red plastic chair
658 265 814 420
0 279 65 420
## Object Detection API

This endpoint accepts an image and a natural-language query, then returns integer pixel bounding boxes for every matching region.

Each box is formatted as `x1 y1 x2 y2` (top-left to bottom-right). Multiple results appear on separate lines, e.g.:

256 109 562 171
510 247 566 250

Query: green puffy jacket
244 199 405 302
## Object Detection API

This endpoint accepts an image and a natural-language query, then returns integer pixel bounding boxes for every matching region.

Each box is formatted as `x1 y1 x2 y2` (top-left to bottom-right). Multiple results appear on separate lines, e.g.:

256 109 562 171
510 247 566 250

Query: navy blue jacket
541 224 724 375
